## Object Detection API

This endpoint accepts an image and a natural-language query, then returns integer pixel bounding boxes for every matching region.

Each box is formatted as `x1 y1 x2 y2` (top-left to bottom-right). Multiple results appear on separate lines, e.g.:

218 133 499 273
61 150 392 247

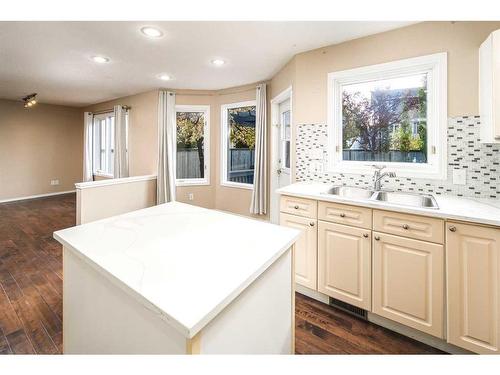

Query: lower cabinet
279 212 317 290
372 232 444 338
446 222 500 354
317 221 372 309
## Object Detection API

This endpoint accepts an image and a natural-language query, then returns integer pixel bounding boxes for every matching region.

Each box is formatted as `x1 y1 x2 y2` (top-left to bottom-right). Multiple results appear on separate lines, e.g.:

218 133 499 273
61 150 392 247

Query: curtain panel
83 112 93 182
157 90 176 204
250 83 267 215
113 105 129 178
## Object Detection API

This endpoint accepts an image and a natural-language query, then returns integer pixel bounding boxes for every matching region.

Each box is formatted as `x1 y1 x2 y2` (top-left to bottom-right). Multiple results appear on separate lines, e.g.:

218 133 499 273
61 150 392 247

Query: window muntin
328 53 447 180
221 101 256 188
92 113 115 177
175 105 210 185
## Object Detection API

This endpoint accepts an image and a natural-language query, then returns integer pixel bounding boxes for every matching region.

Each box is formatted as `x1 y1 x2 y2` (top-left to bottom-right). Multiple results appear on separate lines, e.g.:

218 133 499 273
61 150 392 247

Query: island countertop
54 202 300 339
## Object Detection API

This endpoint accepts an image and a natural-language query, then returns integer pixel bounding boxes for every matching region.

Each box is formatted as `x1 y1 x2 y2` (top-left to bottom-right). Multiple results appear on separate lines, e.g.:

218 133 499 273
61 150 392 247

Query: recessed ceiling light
211 59 225 66
141 26 163 38
158 74 172 81
92 56 110 64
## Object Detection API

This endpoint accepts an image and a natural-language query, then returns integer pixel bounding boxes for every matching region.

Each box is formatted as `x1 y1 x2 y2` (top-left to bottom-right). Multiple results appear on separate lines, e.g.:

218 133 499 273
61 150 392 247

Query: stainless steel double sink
322 186 439 209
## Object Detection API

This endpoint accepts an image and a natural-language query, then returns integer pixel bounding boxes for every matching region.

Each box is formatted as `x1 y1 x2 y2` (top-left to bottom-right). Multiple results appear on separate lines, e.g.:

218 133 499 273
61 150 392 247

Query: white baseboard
0 190 76 204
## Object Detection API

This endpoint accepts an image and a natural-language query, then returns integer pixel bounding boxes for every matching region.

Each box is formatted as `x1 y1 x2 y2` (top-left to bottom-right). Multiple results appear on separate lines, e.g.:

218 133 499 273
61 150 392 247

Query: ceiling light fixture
91 55 110 64
211 59 225 66
158 74 172 81
141 26 163 38
22 93 37 108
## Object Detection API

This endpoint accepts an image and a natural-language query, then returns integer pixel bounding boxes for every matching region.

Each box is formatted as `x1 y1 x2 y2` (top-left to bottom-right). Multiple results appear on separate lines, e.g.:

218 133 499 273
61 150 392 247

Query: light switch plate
452 169 466 185
50 179 60 186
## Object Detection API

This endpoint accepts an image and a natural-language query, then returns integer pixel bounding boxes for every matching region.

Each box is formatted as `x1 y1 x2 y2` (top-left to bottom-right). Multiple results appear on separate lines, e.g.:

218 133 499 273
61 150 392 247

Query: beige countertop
277 182 500 227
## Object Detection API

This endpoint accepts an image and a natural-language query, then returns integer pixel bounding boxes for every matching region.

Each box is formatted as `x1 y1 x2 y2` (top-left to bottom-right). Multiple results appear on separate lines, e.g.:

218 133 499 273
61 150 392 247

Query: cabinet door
280 212 317 290
372 232 444 338
446 222 500 354
318 221 371 310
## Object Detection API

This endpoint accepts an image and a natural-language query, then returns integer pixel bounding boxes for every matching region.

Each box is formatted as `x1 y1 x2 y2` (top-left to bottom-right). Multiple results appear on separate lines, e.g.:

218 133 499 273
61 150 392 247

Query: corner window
220 101 256 189
328 53 447 179
92 113 115 177
175 105 210 186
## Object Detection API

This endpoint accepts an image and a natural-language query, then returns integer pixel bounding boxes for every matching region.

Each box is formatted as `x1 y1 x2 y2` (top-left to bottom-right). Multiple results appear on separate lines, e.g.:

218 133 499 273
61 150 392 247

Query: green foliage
176 112 204 149
228 107 256 149
342 79 428 155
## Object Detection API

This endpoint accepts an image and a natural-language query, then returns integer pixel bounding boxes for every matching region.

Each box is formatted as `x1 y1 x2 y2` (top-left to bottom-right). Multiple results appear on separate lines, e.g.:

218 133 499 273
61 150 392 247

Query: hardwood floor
295 293 445 354
0 193 75 354
0 193 444 354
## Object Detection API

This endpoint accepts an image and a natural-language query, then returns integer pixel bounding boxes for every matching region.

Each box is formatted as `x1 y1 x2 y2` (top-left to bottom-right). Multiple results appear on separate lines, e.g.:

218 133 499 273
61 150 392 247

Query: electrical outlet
50 179 60 186
188 193 194 201
452 169 466 185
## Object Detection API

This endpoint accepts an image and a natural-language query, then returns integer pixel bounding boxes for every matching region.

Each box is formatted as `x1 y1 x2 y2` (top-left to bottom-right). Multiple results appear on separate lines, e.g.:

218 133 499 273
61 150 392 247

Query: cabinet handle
374 236 380 241
363 233 369 238
402 224 409 230
309 222 315 227
449 225 457 232
294 205 299 209
339 213 346 218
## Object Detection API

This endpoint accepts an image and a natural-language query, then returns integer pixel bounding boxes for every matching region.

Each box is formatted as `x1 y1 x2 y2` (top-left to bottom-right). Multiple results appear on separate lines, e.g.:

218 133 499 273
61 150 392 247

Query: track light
22 93 38 109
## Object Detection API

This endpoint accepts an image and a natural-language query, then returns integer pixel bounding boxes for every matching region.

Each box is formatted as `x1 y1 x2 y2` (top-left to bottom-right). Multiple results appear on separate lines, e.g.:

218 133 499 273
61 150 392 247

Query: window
328 53 447 179
175 105 210 185
221 101 256 189
281 104 291 172
92 113 115 177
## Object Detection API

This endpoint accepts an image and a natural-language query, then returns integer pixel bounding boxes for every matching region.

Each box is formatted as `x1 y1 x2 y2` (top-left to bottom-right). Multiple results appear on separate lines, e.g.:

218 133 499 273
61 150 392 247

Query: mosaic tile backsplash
296 116 500 199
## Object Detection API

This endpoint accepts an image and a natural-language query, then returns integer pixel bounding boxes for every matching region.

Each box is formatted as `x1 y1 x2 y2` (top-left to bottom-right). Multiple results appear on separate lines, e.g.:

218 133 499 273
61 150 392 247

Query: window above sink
327 53 448 180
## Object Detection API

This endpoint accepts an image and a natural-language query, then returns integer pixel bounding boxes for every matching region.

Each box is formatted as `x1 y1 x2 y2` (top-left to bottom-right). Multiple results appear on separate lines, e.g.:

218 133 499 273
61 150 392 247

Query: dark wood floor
0 193 444 354
295 293 445 354
0 193 75 354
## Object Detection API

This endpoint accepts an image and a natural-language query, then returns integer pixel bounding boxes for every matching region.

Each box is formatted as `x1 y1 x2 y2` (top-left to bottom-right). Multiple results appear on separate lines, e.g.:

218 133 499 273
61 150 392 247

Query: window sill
220 181 254 190
93 172 114 179
176 179 210 187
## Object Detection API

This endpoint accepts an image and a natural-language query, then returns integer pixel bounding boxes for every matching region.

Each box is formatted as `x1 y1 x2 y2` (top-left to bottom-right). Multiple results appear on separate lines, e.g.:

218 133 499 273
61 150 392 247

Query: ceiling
0 21 414 107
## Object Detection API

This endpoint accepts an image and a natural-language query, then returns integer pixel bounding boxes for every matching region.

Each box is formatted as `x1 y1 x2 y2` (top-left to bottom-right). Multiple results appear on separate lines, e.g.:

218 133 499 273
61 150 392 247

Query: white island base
63 247 294 354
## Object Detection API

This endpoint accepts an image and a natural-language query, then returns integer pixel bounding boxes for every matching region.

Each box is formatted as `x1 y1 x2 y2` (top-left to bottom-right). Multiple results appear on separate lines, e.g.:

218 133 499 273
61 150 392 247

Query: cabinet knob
449 225 457 232
294 205 299 209
402 224 409 230
363 233 369 238
309 222 315 227
374 236 380 241
339 213 346 218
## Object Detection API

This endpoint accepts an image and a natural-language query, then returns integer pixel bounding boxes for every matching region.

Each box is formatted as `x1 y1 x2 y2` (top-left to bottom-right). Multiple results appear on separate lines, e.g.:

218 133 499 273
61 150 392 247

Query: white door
270 95 292 223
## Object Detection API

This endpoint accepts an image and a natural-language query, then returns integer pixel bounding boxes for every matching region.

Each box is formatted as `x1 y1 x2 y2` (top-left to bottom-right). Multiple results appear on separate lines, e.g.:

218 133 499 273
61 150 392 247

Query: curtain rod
90 105 131 115
166 84 265 97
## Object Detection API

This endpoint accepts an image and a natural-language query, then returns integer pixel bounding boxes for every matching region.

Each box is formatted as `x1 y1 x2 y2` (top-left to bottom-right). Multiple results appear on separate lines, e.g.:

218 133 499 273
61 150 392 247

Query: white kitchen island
53 202 299 354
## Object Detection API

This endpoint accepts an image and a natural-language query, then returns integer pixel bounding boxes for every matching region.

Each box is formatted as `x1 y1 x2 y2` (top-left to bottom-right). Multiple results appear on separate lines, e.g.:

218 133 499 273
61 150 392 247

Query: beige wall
80 21 500 217
83 90 160 177
0 99 82 201
292 21 500 124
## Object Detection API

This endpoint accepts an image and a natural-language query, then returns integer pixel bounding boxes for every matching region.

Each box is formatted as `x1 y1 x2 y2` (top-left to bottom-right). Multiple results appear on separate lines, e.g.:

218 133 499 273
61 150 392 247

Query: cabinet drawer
318 201 372 229
373 210 444 244
280 196 317 218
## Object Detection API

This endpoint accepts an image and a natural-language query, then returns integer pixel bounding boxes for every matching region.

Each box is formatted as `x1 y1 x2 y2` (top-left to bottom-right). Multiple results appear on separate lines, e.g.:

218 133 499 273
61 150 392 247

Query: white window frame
92 112 115 178
174 105 210 186
220 100 256 190
280 102 292 175
327 52 448 180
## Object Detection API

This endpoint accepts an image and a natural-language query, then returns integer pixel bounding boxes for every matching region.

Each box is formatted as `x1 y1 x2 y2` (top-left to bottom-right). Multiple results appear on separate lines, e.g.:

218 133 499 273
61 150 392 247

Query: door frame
270 86 293 224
